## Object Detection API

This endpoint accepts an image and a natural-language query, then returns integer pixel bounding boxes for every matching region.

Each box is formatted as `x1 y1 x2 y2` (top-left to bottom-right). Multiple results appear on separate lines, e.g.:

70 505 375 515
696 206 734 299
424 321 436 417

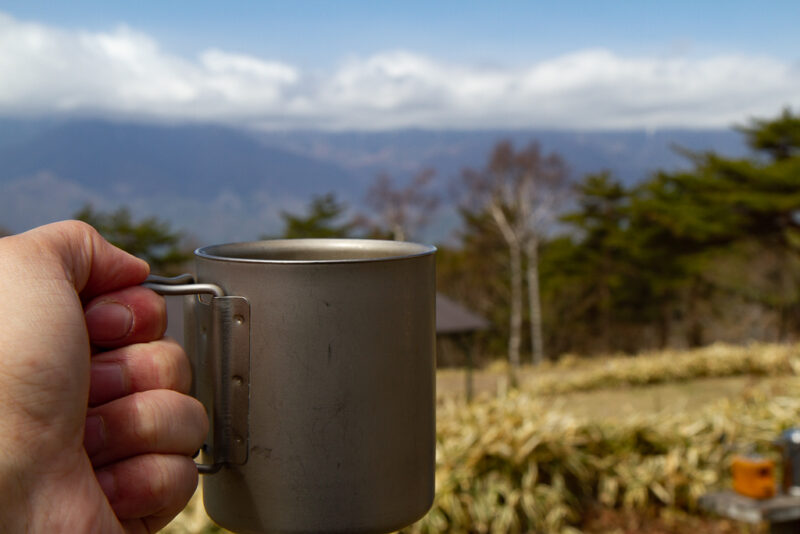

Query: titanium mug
144 239 436 534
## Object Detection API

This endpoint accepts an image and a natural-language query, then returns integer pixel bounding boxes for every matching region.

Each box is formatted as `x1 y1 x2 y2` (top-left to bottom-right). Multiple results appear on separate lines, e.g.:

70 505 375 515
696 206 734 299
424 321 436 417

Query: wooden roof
436 293 490 335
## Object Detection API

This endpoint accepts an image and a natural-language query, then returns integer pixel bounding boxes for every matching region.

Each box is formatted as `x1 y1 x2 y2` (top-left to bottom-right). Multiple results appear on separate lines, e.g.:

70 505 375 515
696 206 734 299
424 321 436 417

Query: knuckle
151 340 191 392
147 456 171 501
132 287 167 338
131 392 164 449
147 455 196 507
62 219 97 237
131 390 204 452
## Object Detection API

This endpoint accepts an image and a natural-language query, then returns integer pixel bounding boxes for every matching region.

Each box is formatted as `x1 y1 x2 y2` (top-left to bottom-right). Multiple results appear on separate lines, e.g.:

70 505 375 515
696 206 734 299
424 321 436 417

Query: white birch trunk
525 235 545 365
508 240 523 375
489 201 522 385
392 223 405 242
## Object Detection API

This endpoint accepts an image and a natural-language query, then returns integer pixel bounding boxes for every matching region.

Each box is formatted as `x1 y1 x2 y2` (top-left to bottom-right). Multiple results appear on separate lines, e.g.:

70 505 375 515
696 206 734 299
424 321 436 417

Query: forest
437 108 800 367
55 108 800 373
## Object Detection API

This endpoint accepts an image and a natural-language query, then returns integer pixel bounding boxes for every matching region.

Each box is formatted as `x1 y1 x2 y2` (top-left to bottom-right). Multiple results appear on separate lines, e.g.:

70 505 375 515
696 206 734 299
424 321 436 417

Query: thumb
15 220 150 299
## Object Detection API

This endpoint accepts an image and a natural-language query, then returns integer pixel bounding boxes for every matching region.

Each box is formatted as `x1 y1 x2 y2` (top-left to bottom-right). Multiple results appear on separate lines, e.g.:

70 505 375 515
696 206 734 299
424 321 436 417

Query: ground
436 364 798 420
581 505 761 533
166 361 794 533
435 364 792 533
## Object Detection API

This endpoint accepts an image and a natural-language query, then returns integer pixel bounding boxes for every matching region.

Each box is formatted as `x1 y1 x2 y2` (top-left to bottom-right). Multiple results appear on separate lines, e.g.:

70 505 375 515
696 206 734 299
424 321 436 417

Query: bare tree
365 168 440 241
515 145 569 365
463 141 568 376
463 143 524 381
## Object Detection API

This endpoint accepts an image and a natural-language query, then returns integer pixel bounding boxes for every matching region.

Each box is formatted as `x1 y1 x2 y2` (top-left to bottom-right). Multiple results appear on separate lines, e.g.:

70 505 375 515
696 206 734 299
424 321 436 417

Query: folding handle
143 273 225 298
144 274 250 474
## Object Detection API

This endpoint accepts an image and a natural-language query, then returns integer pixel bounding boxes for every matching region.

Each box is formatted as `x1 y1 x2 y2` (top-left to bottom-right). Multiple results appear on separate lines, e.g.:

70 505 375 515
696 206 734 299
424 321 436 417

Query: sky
0 1 799 130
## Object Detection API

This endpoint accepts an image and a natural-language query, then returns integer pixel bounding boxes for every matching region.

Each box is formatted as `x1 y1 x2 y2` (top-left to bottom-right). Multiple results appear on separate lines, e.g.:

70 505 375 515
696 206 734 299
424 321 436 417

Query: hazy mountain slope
0 119 749 243
256 128 748 185
0 120 356 199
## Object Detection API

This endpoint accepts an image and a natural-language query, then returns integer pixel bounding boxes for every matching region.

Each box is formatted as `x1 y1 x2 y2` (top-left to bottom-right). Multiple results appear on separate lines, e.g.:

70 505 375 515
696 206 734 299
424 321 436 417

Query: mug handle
143 274 251 474
143 273 225 298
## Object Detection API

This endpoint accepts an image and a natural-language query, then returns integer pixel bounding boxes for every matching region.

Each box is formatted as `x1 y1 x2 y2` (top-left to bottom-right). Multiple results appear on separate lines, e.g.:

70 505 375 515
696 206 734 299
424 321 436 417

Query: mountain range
0 118 748 244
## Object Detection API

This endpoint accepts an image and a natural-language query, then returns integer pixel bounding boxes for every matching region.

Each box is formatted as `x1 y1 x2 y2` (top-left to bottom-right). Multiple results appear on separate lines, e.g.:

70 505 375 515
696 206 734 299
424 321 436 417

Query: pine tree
279 193 357 239
75 205 191 274
559 172 630 352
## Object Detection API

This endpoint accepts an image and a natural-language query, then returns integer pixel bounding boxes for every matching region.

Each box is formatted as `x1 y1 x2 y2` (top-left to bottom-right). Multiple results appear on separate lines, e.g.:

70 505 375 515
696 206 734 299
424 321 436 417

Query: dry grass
406 382 798 533
163 342 800 533
161 489 227 534
547 375 799 421
437 342 800 401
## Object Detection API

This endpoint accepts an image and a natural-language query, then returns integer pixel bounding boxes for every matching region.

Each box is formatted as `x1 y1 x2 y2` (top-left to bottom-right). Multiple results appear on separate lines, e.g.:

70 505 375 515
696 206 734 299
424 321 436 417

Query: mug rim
195 238 436 264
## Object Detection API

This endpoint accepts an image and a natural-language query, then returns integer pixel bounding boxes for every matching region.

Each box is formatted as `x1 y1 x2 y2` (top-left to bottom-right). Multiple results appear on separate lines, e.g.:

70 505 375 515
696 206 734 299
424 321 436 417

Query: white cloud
0 12 797 130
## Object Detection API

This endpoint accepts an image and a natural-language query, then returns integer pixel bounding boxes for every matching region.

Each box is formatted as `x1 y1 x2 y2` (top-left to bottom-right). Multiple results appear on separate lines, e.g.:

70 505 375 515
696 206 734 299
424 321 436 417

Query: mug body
187 239 436 534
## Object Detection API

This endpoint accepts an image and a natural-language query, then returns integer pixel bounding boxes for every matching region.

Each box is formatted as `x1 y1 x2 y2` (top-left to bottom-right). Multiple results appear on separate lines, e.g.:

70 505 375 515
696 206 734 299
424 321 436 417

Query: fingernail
83 415 105 457
89 363 126 405
96 470 116 502
85 301 133 342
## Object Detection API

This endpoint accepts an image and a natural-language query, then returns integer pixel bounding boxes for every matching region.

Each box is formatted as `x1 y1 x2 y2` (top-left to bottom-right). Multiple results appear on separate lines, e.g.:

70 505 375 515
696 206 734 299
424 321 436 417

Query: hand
0 221 208 533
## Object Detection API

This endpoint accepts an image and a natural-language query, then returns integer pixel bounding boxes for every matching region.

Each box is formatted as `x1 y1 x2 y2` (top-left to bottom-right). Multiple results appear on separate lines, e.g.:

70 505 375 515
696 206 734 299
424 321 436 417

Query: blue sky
0 1 798 130
4 1 799 65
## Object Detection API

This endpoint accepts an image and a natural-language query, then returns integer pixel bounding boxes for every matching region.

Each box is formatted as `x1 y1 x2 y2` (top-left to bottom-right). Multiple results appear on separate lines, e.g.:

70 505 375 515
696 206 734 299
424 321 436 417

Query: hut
436 293 490 336
436 294 490 401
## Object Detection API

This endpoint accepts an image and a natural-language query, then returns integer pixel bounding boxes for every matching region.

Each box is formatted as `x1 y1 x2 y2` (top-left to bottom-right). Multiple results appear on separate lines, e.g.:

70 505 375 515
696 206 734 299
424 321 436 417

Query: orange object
732 455 776 499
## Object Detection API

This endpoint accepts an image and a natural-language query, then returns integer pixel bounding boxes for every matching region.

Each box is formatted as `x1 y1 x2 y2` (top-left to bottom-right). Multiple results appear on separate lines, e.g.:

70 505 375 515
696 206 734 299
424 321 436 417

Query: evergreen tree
621 108 800 346
75 205 191 274
559 172 630 352
738 107 800 161
448 108 800 357
438 208 509 358
279 193 357 239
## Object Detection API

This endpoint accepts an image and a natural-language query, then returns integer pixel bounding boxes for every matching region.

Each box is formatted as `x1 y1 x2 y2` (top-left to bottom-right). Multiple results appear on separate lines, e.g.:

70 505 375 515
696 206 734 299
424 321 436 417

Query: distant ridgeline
0 117 745 244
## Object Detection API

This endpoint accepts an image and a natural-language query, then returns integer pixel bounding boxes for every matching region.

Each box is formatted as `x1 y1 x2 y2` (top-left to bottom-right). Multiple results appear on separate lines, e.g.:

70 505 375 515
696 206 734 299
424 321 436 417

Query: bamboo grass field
163 342 800 533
